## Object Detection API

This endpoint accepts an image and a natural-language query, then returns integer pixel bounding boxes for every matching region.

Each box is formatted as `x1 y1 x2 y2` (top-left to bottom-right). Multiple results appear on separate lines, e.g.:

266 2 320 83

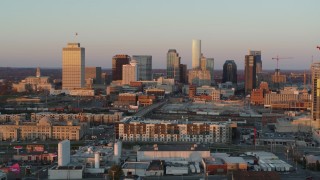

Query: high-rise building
249 50 262 73
179 64 188 84
206 58 215 85
200 54 207 71
112 54 130 81
36 67 41 78
188 70 211 87
245 55 257 94
192 40 201 69
222 60 237 84
62 43 85 90
311 62 320 129
122 60 139 85
166 49 181 82
85 67 102 84
200 55 215 85
132 55 152 81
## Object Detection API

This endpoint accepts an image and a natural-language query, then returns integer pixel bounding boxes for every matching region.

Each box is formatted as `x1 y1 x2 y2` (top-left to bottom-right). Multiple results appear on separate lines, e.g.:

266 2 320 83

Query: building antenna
75 32 78 42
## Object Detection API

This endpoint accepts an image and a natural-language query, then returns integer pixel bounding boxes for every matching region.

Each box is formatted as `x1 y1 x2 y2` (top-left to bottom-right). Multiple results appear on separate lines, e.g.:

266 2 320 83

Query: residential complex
116 117 236 143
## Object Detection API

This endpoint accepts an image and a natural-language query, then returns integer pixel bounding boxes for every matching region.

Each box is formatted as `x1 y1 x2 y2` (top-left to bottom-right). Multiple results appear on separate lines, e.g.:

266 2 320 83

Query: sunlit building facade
166 49 181 82
192 39 201 69
62 43 85 90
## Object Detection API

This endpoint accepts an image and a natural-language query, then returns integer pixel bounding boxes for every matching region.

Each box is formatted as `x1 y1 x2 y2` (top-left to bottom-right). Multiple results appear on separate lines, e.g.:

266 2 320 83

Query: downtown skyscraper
311 62 320 129
192 39 201 69
62 43 85 90
249 50 262 73
112 54 130 81
244 54 257 94
132 55 152 81
122 60 139 85
189 40 211 86
222 60 237 84
166 49 181 82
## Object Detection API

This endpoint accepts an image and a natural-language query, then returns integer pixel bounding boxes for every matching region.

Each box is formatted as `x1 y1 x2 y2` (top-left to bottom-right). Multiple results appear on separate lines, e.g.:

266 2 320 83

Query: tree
108 165 124 180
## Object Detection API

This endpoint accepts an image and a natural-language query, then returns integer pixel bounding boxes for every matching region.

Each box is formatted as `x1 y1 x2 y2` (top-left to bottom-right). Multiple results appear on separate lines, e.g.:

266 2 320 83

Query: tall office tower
85 67 102 84
167 49 181 82
36 67 41 78
222 60 237 84
192 40 201 69
311 62 320 129
132 55 152 80
122 60 139 85
206 58 215 84
179 64 188 84
200 54 207 71
249 50 262 73
62 43 85 90
112 54 130 81
244 55 257 94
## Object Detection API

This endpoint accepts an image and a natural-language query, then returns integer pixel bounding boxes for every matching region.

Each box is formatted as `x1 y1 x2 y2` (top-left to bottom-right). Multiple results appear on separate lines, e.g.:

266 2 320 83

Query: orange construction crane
272 56 293 69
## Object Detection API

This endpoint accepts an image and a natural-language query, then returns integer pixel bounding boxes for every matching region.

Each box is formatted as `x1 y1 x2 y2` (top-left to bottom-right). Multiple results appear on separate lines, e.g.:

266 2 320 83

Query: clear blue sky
0 0 319 70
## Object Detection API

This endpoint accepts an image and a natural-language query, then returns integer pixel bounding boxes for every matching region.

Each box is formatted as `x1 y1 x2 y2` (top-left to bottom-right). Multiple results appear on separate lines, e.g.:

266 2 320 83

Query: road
135 100 168 117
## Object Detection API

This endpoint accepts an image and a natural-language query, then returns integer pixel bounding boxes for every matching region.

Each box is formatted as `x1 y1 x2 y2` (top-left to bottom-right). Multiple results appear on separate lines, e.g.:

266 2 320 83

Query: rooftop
231 171 280 180
122 162 149 169
72 146 113 159
203 157 225 165
121 116 234 126
222 157 246 164
139 144 209 152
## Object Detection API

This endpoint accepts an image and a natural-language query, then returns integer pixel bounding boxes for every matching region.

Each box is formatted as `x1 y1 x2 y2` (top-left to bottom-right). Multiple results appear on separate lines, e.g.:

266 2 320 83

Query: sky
0 0 319 70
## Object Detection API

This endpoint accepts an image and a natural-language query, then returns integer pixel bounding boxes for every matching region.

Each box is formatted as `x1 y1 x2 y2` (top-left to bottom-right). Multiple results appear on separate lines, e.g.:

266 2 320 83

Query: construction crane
272 56 293 69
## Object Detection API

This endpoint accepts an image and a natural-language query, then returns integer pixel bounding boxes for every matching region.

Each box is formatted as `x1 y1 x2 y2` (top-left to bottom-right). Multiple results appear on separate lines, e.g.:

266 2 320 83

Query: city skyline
0 0 320 70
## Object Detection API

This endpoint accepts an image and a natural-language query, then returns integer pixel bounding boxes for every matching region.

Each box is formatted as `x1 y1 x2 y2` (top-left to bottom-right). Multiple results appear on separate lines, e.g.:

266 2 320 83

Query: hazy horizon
1 0 320 70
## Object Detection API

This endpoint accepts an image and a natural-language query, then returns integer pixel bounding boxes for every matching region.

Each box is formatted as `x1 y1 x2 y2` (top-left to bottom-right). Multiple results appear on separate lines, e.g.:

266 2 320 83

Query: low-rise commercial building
137 144 210 162
275 116 312 133
264 89 311 109
202 157 227 175
138 95 156 107
145 88 165 99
